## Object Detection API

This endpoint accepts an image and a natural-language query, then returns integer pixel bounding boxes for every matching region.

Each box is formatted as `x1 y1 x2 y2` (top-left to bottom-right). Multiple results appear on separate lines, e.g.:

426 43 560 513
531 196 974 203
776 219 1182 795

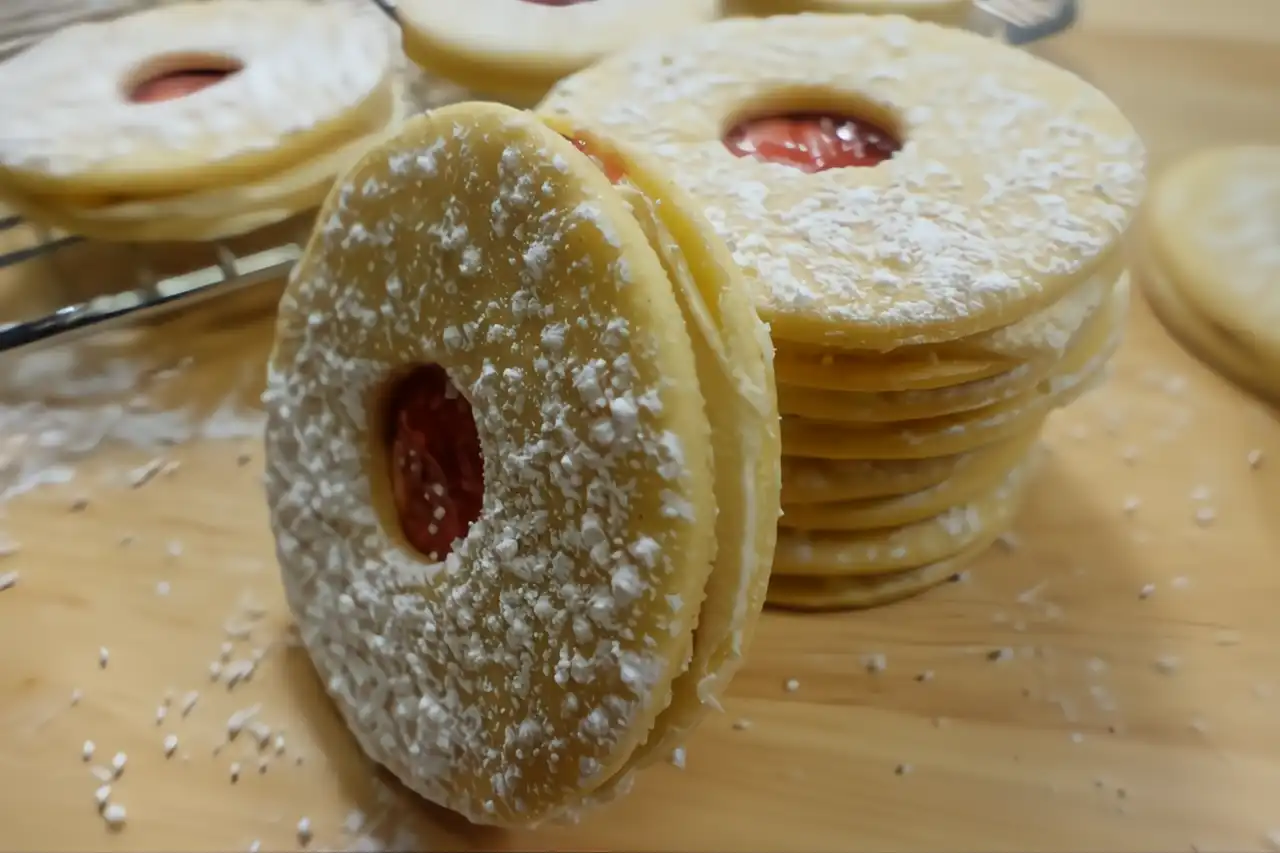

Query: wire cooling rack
0 0 1073 356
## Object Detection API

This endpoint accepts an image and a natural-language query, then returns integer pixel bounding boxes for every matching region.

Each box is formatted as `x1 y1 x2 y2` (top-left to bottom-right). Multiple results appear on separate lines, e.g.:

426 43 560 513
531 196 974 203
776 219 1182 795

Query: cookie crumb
180 690 199 717
1139 583 1156 600
94 784 111 809
98 647 109 668
297 817 313 846
731 719 752 731
862 653 887 673
229 762 242 783
1194 506 1216 527
784 678 800 693
915 670 934 683
1154 655 1181 675
670 746 686 769
987 647 1013 663
1247 449 1264 469
0 571 17 592
894 763 913 775
102 802 126 829
163 734 178 758
82 740 95 761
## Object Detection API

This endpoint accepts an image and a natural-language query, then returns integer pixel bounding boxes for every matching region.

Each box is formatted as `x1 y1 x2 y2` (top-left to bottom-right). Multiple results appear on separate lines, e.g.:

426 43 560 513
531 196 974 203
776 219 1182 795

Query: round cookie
397 0 719 108
1140 145 1280 396
0 0 394 199
264 102 779 827
539 117 782 801
772 461 1030 576
766 532 999 610
724 0 972 26
781 275 1129 459
780 430 1034 504
774 347 1010 392
538 13 1146 349
776 272 1121 422
780 428 1036 531
0 94 405 242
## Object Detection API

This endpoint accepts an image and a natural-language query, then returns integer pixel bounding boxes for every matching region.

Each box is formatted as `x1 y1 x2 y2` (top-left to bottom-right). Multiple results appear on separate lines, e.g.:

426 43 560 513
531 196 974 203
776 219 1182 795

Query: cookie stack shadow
767 266 1131 610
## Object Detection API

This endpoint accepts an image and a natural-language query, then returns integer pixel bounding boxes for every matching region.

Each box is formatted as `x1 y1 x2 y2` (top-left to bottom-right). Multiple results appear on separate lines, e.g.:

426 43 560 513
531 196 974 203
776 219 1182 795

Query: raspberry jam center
723 113 901 173
128 58 242 103
566 136 628 184
386 365 484 562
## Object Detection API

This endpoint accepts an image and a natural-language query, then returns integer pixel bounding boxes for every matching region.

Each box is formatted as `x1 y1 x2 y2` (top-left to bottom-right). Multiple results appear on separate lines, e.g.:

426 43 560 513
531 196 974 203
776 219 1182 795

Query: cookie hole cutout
124 53 244 104
723 97 902 173
383 365 485 563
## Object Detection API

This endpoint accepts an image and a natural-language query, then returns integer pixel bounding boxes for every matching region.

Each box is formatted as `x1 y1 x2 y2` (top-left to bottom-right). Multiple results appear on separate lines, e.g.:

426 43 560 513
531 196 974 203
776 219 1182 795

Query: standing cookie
264 102 779 825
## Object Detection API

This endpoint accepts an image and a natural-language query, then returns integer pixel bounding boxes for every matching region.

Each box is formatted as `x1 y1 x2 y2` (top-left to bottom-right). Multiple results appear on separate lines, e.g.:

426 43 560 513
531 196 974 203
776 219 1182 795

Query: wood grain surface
1 2 1279 851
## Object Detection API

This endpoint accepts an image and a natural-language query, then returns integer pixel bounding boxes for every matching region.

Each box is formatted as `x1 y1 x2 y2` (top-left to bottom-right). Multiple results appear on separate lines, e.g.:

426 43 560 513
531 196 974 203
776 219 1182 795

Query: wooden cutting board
1 2 1279 850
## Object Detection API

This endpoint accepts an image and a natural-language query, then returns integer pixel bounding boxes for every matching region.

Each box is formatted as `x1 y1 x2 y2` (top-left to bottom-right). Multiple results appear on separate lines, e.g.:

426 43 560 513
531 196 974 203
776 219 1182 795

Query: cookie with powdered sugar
539 14 1145 349
263 101 779 826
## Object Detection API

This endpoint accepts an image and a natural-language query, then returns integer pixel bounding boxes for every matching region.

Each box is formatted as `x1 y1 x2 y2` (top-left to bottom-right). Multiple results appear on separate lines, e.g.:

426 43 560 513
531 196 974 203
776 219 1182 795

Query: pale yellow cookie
773 461 1030 576
774 346 1011 392
266 103 737 827
0 0 394 199
540 118 781 803
780 428 1037 531
780 430 1036 505
776 271 1121 422
398 0 718 108
725 0 971 25
766 532 999 610
539 14 1146 349
781 275 1128 459
1141 145 1280 394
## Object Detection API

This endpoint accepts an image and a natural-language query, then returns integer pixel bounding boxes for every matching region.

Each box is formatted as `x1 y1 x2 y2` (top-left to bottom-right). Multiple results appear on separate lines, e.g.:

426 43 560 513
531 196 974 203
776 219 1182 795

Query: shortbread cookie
782 276 1128 459
0 0 394 199
773 462 1029 575
398 0 718 108
1140 145 1280 398
780 430 1035 504
264 102 778 827
776 272 1121 422
766 532 999 610
780 428 1036 530
725 0 971 26
539 14 1145 349
774 347 1009 392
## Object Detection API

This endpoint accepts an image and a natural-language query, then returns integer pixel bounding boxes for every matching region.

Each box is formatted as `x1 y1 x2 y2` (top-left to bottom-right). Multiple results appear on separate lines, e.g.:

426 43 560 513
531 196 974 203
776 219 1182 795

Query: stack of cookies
540 12 1146 608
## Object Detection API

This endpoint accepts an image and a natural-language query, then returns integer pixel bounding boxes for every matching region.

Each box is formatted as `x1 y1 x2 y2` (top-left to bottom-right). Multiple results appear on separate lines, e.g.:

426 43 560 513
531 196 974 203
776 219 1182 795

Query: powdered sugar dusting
264 105 715 826
0 0 391 177
540 13 1146 345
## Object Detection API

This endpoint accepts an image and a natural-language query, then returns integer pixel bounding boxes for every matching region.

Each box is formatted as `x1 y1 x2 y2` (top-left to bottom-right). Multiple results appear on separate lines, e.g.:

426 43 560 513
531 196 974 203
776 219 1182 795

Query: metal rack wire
0 0 1072 356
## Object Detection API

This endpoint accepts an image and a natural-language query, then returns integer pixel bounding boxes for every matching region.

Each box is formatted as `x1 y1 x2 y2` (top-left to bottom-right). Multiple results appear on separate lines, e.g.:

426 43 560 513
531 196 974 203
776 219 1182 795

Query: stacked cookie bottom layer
766 267 1131 610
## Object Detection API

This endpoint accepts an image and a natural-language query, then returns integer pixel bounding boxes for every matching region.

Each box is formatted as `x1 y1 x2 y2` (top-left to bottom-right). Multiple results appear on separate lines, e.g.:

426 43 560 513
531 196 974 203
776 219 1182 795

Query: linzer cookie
725 0 972 26
263 102 780 826
1138 145 1280 404
0 0 398 241
396 0 719 108
539 14 1145 607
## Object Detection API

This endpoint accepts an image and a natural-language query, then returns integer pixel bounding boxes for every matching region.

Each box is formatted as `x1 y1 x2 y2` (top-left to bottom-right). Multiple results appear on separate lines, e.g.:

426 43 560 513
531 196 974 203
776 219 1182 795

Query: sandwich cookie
0 0 396 241
539 13 1144 349
1138 145 1280 404
773 461 1031 576
397 0 720 109
780 430 1035 504
724 0 972 26
263 102 779 827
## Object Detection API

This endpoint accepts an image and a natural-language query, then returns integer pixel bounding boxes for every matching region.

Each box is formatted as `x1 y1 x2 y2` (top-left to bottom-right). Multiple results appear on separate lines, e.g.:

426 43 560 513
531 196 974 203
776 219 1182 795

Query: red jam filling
386 365 485 561
129 67 238 104
566 135 628 185
723 113 901 173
